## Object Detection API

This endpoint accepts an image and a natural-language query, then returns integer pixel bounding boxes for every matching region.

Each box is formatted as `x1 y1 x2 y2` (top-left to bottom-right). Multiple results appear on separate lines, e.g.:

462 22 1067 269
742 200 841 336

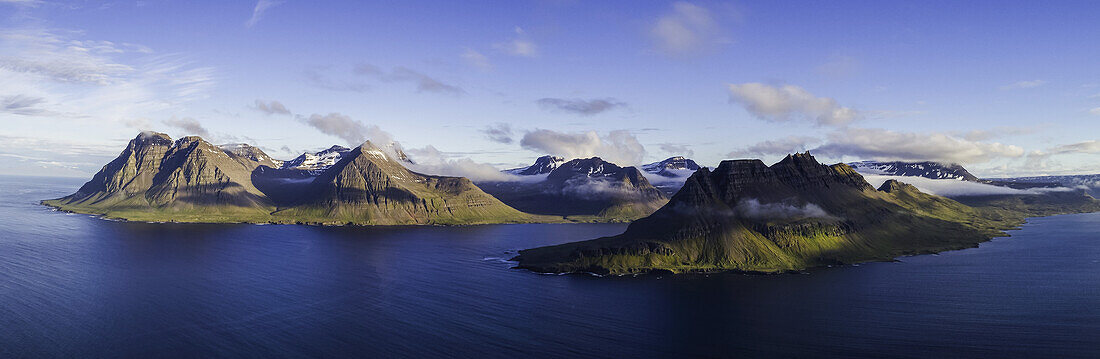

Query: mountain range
514 153 1100 274
44 132 533 225
481 157 668 221
849 160 980 181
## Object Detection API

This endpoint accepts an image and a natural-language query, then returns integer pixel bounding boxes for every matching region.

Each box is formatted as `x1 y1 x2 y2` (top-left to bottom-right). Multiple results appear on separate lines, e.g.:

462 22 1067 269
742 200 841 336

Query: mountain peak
505 154 566 176
849 160 980 182
643 156 701 178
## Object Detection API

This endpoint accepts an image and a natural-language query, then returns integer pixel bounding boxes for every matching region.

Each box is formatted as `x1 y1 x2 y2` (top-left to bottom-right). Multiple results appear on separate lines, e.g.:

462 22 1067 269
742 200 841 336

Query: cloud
494 26 537 57
246 0 283 28
251 99 290 115
304 67 370 92
1 94 46 115
461 48 491 71
1048 140 1100 155
162 117 210 138
300 112 395 147
404 145 515 182
481 123 513 144
536 97 626 116
735 198 835 220
1090 107 1100 116
353 64 465 95
658 143 694 157
727 83 858 127
1000 80 1046 90
813 128 1025 164
728 136 819 158
863 175 1074 197
0 0 42 7
650 2 724 56
520 129 646 165
0 28 214 123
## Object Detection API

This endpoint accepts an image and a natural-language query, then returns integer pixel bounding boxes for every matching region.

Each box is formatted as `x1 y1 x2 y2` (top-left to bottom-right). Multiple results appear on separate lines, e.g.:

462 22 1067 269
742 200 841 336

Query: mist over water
2 175 1099 358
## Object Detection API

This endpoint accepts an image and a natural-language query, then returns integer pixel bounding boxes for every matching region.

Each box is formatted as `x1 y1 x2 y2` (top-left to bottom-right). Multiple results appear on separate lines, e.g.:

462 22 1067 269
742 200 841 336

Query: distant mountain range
514 153 1100 274
482 157 668 221
642 156 701 178
849 160 980 181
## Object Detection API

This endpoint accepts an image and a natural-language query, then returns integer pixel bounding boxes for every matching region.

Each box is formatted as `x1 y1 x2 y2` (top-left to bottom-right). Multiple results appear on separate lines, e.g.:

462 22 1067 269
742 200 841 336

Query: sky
1 0 1098 179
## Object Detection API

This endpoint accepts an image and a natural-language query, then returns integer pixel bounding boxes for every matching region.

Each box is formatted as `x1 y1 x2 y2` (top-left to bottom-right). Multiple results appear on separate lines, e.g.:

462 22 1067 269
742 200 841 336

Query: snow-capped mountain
849 161 979 182
505 155 565 175
281 145 351 174
643 156 701 178
218 143 282 168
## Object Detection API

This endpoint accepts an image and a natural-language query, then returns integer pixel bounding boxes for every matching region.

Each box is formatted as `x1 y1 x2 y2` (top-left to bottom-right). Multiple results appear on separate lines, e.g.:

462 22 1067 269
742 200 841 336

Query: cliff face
277 142 530 225
513 153 1022 274
56 132 274 216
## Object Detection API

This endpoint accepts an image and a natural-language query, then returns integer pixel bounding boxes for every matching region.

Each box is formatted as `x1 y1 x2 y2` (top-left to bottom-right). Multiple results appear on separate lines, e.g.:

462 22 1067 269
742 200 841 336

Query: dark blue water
2 175 1099 358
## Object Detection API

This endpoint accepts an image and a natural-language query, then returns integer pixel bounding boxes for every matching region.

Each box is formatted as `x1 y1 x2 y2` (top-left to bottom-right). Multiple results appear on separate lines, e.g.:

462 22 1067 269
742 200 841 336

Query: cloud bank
863 175 1074 197
735 198 834 220
520 129 645 165
727 83 858 126
300 112 395 147
814 128 1025 164
651 2 724 56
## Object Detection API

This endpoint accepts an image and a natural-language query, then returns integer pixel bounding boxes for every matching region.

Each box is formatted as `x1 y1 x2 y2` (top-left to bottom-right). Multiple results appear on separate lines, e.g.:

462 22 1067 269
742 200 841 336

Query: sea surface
1 175 1098 358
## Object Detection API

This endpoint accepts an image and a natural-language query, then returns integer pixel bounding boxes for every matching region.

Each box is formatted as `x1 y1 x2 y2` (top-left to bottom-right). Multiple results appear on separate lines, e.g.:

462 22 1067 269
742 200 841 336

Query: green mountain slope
513 153 1100 275
275 141 535 225
43 132 277 222
45 133 545 225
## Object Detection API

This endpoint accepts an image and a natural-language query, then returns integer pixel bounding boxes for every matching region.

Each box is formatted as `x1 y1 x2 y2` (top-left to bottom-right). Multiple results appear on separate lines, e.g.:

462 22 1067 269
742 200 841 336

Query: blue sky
1 0 1098 178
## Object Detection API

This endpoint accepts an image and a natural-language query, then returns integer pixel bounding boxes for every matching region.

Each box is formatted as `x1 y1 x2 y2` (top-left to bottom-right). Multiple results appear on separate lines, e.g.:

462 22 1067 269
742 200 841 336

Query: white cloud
658 143 694 157
1089 107 1100 116
864 175 1073 197
404 145 515 182
736 199 835 220
813 128 1025 164
353 64 465 95
727 83 858 127
650 2 724 56
519 129 645 165
461 48 491 71
481 123 513 144
251 99 290 115
1048 140 1100 155
246 0 284 28
0 28 214 124
728 136 819 158
494 26 537 57
535 97 626 116
300 112 395 147
1000 80 1046 90
162 116 210 138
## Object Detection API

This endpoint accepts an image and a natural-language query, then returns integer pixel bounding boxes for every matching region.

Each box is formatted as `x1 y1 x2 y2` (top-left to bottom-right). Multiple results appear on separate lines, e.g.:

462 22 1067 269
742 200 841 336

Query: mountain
642 156 701 178
991 174 1100 196
512 152 1100 275
281 145 351 174
45 132 538 225
849 160 980 181
43 132 277 221
504 155 565 175
276 141 531 225
479 157 668 221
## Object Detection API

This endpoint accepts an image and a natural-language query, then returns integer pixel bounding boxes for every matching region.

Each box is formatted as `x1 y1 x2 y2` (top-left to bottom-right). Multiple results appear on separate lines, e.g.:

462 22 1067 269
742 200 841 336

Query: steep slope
44 132 276 221
505 155 565 175
276 141 532 225
513 153 1070 275
480 157 668 221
